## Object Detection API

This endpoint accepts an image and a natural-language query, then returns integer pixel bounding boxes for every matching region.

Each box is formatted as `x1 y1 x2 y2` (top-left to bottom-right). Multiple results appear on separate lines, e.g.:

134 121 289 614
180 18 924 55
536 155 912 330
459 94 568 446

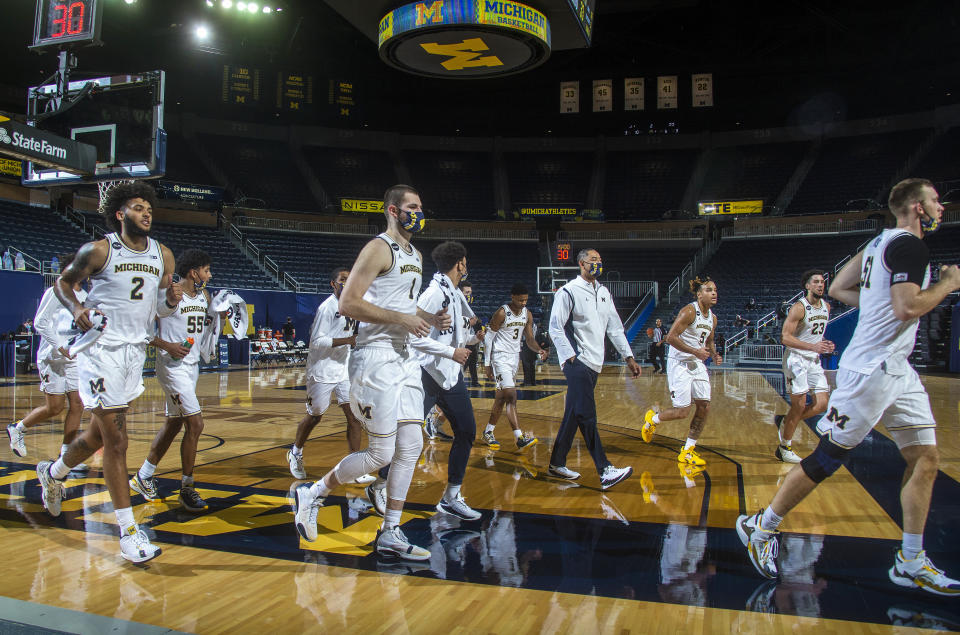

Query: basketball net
97 179 136 214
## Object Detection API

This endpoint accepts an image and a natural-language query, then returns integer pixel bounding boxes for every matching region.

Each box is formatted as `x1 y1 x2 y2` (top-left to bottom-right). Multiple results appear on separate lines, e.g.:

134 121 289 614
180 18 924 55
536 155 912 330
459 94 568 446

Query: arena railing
943 207 960 225
666 236 719 304
420 226 538 241
738 343 784 363
233 216 378 237
721 218 878 239
606 280 657 298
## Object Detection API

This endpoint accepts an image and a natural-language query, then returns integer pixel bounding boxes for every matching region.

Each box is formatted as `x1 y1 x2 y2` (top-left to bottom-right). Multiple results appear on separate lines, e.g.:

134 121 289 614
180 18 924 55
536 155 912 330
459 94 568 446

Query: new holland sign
379 1 551 78
0 114 96 176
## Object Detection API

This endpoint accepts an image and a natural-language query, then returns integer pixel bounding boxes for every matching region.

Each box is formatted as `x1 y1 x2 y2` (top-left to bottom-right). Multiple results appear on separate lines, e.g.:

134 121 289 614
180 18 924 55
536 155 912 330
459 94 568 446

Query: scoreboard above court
31 0 104 50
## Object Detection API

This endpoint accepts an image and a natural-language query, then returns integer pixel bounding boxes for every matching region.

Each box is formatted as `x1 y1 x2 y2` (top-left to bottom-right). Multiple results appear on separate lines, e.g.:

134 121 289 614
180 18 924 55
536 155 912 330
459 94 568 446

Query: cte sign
379 1 551 78
698 200 763 216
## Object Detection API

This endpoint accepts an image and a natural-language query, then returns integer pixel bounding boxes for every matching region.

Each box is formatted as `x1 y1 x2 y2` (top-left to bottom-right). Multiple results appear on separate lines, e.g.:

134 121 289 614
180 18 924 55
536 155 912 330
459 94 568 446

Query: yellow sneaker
678 447 706 467
640 471 657 503
641 409 657 443
677 462 706 479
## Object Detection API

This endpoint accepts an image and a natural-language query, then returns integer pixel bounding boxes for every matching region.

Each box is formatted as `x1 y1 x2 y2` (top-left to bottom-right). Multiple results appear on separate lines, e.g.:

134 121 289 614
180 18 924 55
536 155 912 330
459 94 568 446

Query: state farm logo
0 128 11 144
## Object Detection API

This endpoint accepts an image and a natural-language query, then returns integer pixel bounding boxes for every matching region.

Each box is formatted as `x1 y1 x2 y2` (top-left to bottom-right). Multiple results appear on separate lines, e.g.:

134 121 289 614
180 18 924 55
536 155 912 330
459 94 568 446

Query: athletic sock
383 508 402 529
14 420 25 432
444 483 461 502
652 413 660 424
513 429 523 440
115 507 135 536
182 475 194 488
309 478 332 498
60 444 69 457
50 457 71 480
139 460 156 480
290 444 303 457
760 507 783 532
683 438 696 451
484 423 496 434
778 427 792 446
902 533 923 560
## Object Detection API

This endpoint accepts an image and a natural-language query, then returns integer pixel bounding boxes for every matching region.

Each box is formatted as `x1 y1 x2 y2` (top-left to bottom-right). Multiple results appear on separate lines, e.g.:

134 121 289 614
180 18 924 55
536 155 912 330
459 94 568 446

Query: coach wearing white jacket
547 248 640 490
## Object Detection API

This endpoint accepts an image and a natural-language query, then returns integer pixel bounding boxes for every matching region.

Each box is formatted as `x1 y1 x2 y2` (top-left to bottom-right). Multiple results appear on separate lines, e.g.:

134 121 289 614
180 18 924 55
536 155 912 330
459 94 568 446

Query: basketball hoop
97 179 135 213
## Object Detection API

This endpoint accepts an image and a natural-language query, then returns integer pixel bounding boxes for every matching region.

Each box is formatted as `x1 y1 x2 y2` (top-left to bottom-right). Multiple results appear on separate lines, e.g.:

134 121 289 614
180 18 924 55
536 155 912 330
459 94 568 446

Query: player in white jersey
285 266 373 485
293 184 451 561
738 178 960 595
129 249 217 512
775 270 835 463
37 181 179 564
642 277 721 468
7 252 88 467
481 283 546 450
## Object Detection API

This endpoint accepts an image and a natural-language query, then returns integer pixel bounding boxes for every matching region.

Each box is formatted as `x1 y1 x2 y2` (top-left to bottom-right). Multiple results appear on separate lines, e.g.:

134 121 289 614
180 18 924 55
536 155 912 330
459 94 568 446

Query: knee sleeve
334 433 396 483
385 423 423 502
800 437 850 483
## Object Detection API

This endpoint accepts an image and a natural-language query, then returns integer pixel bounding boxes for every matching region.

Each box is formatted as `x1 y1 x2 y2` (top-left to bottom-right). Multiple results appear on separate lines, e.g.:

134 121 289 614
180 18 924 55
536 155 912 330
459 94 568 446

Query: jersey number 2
130 277 144 300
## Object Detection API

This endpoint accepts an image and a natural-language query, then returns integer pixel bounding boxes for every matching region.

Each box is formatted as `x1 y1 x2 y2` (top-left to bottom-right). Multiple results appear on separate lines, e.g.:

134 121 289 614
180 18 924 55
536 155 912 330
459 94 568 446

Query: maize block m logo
416 1 444 25
420 38 504 71
89 378 105 394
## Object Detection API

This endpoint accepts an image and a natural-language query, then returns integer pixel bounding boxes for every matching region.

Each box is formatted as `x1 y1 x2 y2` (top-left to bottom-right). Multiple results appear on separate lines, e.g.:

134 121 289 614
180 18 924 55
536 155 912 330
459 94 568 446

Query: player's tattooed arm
55 239 108 331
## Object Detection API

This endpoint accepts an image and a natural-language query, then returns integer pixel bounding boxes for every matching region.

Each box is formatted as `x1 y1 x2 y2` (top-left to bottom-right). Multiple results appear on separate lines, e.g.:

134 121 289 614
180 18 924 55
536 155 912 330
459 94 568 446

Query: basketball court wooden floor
1 364 959 633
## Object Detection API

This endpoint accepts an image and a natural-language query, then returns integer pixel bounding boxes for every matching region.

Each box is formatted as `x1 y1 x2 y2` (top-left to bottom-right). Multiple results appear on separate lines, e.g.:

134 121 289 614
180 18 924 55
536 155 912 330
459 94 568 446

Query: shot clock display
32 0 104 50
556 242 571 262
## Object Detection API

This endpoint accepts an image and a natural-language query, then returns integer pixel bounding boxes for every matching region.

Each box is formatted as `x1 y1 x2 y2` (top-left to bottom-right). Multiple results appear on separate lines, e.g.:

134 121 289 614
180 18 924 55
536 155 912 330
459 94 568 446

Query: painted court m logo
420 38 504 71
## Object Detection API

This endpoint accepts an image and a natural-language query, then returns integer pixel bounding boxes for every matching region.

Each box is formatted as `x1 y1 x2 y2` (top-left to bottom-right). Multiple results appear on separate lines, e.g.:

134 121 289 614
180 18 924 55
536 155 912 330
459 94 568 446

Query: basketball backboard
537 266 580 294
22 70 166 186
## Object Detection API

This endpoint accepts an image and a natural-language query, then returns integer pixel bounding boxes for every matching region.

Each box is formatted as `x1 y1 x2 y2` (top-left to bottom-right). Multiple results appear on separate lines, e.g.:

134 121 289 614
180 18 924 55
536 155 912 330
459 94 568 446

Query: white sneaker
375 525 430 561
775 445 802 463
119 527 162 563
600 465 633 490
353 474 376 485
293 484 323 542
7 423 25 457
436 492 482 521
287 450 306 479
889 550 960 596
548 464 580 480
129 473 159 501
36 460 64 517
737 510 779 579
366 482 387 516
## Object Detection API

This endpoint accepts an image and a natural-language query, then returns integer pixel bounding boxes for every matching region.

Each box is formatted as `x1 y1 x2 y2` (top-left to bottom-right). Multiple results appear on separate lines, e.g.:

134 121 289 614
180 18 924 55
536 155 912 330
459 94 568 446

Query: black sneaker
179 486 208 512
434 428 454 441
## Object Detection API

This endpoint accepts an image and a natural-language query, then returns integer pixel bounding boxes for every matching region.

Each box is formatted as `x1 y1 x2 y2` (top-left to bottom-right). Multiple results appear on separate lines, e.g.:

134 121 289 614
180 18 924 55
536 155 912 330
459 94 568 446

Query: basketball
646 327 654 338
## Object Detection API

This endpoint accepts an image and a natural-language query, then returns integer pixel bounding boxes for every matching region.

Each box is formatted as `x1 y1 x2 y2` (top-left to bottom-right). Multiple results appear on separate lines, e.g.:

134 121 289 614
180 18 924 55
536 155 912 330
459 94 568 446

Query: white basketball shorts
38 357 78 395
306 377 350 416
667 356 711 408
348 345 424 439
78 343 146 411
156 358 201 418
783 351 829 395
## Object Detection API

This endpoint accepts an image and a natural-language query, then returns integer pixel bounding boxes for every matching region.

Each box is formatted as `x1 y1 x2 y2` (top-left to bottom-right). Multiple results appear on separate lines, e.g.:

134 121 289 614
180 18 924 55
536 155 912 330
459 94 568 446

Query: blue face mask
587 261 603 277
399 209 426 233
919 203 940 234
332 281 344 297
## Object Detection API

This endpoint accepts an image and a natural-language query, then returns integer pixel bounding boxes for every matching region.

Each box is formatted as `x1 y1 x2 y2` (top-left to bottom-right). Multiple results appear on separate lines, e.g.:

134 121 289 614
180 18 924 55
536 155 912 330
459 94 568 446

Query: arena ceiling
2 0 958 135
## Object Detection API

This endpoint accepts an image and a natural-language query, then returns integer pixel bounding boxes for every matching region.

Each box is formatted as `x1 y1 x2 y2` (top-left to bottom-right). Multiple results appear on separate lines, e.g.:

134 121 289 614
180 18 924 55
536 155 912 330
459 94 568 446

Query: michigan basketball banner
698 200 763 215
592 79 613 112
341 198 384 213
624 77 644 111
657 76 678 109
692 73 714 107
560 80 579 113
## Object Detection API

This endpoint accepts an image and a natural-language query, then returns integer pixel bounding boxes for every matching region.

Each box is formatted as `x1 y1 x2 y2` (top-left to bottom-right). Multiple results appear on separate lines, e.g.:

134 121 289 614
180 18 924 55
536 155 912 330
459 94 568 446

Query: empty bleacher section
0 201 90 263
148 224 279 290
788 130 927 214
240 228 370 288
698 142 807 206
406 152 495 220
163 129 217 186
913 127 960 190
304 147 396 201
914 225 960 368
701 234 869 337
199 135 315 211
603 149 698 220
506 152 591 207
566 244 699 297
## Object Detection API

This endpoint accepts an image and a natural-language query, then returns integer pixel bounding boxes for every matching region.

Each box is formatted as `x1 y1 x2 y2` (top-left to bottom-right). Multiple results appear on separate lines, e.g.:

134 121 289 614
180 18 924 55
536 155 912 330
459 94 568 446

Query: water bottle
171 337 194 361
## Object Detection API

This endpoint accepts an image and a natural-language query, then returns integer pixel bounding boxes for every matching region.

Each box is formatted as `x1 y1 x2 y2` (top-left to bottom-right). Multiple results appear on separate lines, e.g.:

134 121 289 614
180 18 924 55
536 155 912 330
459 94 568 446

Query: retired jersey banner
692 73 714 107
657 75 677 109
624 77 644 111
0 157 22 177
592 79 612 112
698 200 763 216
560 80 579 113
341 198 384 213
